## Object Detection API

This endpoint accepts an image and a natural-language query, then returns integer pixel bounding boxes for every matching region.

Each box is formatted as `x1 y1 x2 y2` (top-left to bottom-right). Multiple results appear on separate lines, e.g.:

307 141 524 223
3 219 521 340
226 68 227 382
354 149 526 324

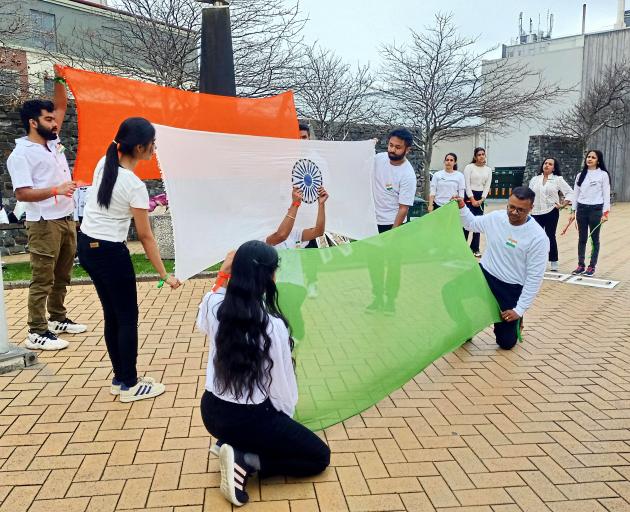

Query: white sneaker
25 330 69 351
111 376 155 396
550 261 559 272
210 439 224 456
119 377 165 403
48 318 87 334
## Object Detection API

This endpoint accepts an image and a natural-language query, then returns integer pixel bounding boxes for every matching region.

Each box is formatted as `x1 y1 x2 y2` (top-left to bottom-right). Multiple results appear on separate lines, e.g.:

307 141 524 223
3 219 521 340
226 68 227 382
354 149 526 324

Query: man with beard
454 187 548 350
7 79 87 351
367 128 417 314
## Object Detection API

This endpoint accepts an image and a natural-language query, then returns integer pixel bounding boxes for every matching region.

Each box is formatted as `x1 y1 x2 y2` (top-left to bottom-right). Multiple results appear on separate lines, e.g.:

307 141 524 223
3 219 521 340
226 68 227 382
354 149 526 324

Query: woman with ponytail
197 242 330 507
569 150 611 277
78 117 180 403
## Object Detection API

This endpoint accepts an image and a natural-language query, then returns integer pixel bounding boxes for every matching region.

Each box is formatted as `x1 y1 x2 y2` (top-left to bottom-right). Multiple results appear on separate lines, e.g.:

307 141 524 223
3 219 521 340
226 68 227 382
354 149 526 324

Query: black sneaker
365 296 384 314
219 443 254 507
25 330 69 351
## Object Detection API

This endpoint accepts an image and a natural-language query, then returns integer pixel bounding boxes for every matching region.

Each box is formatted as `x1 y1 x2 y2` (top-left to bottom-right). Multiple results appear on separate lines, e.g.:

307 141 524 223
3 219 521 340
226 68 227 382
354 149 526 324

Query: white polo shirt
7 136 74 221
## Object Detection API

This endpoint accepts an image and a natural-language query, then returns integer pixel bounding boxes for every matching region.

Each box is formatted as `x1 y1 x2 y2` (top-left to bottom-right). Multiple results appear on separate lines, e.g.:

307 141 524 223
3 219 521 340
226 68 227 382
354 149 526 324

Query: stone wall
524 135 584 186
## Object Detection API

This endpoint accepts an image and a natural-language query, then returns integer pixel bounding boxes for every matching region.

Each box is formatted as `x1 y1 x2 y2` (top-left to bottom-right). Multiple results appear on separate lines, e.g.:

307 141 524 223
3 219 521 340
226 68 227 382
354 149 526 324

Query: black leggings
576 203 604 267
200 391 330 478
463 190 484 252
78 233 139 387
532 208 560 262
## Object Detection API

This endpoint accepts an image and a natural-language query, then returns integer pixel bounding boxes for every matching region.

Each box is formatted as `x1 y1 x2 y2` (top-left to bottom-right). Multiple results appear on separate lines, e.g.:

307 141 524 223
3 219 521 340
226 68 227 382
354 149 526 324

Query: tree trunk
421 139 433 201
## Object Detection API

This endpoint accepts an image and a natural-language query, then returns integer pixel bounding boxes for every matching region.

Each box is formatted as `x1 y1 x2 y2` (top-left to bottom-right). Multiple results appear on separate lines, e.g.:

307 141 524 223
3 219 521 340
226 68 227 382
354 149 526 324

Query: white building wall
485 38 584 168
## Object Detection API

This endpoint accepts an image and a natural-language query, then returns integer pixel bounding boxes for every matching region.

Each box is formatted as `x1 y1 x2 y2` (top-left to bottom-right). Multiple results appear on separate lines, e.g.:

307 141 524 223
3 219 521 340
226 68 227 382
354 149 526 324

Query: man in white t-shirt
7 80 87 351
454 186 548 350
265 186 328 339
368 128 417 314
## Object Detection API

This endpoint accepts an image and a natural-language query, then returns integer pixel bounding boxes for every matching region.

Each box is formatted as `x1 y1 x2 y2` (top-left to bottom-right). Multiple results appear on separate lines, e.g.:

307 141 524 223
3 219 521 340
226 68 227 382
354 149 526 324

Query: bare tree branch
548 61 630 151
378 13 568 198
293 45 378 140
52 0 306 96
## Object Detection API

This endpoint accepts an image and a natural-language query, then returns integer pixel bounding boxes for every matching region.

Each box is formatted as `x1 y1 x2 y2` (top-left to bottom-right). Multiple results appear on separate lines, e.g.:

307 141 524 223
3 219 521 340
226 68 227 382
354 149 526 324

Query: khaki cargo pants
25 217 77 333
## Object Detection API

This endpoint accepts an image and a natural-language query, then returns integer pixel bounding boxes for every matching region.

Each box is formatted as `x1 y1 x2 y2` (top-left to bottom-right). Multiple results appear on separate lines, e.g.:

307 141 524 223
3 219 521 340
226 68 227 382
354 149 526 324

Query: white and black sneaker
219 443 254 507
111 376 155 396
210 439 224 457
25 330 70 351
48 318 87 334
119 377 165 403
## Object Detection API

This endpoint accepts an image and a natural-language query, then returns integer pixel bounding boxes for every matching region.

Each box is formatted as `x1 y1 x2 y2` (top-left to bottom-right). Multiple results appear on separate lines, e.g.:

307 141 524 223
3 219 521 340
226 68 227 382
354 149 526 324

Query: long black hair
576 149 610 187
213 240 294 402
97 117 155 208
538 157 562 176
471 147 486 164
445 152 458 171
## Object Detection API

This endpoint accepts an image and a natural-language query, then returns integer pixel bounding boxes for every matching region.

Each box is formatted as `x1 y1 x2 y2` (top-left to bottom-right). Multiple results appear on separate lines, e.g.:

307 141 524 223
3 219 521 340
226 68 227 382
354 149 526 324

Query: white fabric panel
154 125 378 280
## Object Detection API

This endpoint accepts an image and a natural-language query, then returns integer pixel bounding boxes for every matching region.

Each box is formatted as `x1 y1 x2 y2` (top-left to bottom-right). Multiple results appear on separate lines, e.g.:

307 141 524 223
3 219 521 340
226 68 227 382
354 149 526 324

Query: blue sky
298 0 621 64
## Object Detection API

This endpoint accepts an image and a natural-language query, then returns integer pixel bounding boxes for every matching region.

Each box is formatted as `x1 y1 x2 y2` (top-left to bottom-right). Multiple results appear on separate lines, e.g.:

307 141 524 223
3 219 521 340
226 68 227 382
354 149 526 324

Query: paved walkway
1 204 629 512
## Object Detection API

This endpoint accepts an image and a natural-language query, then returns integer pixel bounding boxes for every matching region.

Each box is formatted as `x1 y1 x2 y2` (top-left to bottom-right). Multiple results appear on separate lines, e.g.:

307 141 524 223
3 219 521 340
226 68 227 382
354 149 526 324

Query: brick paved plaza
1 204 629 511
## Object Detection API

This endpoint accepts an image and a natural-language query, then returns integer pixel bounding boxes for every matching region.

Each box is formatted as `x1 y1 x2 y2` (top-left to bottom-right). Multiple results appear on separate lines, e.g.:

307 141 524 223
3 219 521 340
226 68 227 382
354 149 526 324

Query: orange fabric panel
55 65 299 183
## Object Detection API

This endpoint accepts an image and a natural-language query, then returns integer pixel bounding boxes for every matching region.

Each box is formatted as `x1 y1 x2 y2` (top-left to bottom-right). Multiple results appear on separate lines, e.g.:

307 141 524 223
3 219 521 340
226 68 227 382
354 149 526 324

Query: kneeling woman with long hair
197 241 330 507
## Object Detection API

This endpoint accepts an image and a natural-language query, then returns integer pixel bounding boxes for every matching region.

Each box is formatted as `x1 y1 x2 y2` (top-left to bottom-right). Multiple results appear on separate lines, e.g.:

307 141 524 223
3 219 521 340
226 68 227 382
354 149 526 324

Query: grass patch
2 254 221 282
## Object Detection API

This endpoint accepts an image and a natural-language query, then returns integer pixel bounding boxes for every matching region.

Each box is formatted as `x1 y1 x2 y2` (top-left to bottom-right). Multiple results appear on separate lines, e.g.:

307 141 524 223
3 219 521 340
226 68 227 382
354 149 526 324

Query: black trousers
481 266 523 350
200 391 330 478
576 203 604 267
463 190 484 252
78 233 139 387
532 208 560 262
368 224 401 301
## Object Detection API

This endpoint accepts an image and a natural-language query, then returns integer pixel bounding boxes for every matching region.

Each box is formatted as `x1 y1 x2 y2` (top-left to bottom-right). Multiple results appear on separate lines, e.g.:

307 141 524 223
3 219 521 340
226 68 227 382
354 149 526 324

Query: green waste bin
489 167 525 199
406 197 428 222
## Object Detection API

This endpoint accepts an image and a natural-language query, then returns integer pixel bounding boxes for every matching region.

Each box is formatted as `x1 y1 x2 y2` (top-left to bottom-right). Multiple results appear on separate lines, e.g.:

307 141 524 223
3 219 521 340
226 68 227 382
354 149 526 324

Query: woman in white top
198 242 330 507
569 150 611 277
529 157 573 271
428 153 465 212
463 147 492 257
78 117 180 403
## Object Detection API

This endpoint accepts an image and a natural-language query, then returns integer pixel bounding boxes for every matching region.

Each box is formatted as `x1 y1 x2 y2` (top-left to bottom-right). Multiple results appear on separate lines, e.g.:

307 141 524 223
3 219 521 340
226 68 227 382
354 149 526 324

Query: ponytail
97 142 120 209
96 117 156 209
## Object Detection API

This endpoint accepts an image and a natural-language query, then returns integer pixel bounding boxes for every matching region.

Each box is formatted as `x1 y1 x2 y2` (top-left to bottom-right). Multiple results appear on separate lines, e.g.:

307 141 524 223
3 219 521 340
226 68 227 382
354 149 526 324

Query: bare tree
55 0 305 95
549 62 630 151
293 45 377 140
379 13 568 198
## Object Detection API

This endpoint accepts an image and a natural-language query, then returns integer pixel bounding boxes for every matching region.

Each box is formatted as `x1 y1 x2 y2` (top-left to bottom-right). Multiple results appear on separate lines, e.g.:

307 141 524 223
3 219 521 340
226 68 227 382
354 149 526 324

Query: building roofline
503 25 629 50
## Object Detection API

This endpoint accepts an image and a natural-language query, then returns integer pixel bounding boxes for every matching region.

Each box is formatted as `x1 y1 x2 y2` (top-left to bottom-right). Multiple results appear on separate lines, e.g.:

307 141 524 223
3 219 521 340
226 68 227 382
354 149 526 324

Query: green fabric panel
277 202 501 431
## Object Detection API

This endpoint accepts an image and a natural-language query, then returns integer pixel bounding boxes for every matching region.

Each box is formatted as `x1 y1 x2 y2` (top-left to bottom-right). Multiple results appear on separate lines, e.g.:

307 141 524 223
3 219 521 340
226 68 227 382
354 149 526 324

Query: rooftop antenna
549 12 554 37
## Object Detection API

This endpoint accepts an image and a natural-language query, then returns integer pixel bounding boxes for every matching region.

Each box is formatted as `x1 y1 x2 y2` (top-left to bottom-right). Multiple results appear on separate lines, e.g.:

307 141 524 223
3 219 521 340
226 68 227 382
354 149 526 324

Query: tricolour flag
55 65 299 184
154 124 378 280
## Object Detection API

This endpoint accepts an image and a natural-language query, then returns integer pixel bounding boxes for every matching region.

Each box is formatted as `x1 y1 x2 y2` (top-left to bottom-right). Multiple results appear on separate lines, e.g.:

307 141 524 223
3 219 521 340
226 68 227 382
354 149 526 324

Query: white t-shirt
463 163 492 199
573 169 611 213
529 174 573 216
460 208 549 317
430 170 465 206
372 152 416 225
272 227 307 287
197 288 298 417
7 136 74 221
80 157 150 242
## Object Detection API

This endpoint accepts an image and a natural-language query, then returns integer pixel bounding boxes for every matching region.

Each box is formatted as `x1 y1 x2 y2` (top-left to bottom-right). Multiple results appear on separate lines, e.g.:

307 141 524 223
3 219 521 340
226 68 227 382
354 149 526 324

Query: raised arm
300 187 328 242
53 77 68 133
266 188 302 246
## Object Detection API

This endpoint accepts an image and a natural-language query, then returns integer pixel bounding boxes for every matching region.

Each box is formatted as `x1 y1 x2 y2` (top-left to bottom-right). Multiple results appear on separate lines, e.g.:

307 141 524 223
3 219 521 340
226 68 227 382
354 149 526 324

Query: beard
388 152 405 162
36 124 58 141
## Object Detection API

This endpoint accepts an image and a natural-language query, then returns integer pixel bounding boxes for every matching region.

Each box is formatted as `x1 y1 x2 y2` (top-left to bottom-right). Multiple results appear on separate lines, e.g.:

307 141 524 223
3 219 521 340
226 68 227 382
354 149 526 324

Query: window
43 77 54 97
0 70 19 96
30 10 57 51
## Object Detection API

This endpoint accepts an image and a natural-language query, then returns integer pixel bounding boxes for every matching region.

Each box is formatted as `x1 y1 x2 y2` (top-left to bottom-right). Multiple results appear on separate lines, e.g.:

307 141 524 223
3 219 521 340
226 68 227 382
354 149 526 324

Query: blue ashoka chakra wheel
291 158 323 204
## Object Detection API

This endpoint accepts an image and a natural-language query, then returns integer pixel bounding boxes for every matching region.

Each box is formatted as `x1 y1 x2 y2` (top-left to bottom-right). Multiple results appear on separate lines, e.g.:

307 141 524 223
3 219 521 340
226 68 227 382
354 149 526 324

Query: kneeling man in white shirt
455 187 549 350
